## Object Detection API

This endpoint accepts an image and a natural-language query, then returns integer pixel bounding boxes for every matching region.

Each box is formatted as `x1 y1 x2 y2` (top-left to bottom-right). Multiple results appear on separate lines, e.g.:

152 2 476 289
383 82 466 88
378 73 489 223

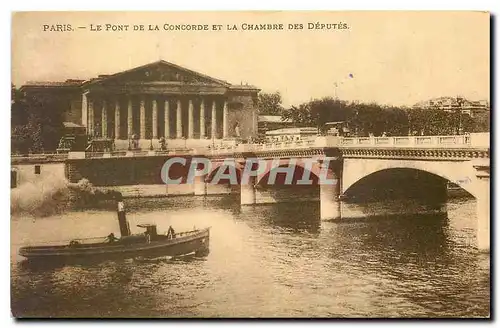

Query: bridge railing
82 148 195 159
199 138 321 155
14 133 488 161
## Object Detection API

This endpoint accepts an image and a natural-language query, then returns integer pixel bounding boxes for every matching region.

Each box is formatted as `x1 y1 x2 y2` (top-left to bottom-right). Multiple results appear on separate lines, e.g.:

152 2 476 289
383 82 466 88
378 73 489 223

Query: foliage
258 91 284 116
281 96 490 136
11 86 65 153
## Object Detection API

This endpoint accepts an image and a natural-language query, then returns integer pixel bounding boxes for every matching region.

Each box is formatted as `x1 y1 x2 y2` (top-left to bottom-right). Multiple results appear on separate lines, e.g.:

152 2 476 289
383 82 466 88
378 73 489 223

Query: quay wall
11 162 66 188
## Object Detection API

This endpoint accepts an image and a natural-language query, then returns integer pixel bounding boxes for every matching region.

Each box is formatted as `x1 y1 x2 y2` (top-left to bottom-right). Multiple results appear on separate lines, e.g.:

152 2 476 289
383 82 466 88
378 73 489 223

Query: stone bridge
12 133 490 251
193 133 489 252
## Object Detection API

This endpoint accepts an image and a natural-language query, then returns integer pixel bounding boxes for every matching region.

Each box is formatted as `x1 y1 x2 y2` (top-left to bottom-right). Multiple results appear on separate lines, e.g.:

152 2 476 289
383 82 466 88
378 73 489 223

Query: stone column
176 99 182 139
188 99 194 139
88 98 94 136
115 99 121 139
476 175 490 252
139 98 146 139
102 100 108 138
211 100 217 139
114 99 120 139
223 99 228 138
127 98 133 137
164 99 170 138
152 99 158 139
81 92 88 127
319 160 341 220
200 99 206 139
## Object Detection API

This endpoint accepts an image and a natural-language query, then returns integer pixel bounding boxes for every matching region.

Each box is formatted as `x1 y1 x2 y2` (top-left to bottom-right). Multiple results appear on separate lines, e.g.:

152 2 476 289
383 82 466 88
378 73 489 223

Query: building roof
20 60 260 92
258 115 292 123
84 60 235 87
21 80 85 89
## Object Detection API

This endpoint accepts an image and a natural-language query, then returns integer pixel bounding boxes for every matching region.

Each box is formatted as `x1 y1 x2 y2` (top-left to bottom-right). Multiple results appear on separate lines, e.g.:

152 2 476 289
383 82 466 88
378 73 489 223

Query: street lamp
456 97 464 135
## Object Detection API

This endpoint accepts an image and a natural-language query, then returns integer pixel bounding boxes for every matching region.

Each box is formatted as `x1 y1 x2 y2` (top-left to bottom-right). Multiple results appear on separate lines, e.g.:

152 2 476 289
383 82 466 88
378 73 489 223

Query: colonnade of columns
83 93 229 140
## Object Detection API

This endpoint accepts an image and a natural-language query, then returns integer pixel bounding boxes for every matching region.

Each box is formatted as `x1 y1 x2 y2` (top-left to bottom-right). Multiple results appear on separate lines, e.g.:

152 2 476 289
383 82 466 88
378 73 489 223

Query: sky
11 11 490 108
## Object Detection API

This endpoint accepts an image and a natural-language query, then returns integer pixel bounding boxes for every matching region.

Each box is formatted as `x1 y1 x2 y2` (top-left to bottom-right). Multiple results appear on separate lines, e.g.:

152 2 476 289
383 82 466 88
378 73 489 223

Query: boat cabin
137 224 158 238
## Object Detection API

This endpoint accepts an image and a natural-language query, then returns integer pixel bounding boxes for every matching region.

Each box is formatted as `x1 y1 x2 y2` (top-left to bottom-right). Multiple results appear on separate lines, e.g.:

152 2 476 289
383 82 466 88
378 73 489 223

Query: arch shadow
256 164 320 187
343 168 474 203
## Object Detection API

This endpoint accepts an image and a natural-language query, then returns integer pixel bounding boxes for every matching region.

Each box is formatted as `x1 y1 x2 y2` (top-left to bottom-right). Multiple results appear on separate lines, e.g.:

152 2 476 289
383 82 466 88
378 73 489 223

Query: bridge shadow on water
237 201 322 235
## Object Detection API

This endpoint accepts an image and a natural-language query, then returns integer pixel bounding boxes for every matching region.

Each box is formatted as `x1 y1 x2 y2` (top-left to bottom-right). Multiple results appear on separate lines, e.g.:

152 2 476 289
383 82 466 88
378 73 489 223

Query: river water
10 195 490 318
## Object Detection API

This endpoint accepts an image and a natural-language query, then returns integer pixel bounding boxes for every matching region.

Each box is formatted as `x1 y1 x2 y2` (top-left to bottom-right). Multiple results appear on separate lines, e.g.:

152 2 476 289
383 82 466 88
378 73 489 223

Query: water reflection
11 195 489 318
239 202 321 235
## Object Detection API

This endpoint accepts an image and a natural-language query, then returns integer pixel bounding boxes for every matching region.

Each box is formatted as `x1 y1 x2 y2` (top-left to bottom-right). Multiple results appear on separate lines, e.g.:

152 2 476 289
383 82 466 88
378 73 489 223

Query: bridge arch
341 158 478 199
206 161 242 184
255 162 321 187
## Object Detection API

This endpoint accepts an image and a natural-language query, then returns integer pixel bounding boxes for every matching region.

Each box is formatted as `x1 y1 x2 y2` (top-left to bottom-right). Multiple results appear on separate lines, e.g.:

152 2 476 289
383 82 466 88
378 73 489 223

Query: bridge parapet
196 136 341 156
339 135 475 148
12 133 489 163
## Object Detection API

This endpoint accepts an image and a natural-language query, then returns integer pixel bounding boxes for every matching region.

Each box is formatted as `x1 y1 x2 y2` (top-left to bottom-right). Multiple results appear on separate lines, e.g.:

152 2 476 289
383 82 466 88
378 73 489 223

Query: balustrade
13 134 484 161
339 134 473 148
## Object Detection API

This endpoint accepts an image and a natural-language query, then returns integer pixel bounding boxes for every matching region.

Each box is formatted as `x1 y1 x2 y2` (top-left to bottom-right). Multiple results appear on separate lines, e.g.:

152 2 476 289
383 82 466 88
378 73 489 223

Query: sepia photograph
10 10 490 318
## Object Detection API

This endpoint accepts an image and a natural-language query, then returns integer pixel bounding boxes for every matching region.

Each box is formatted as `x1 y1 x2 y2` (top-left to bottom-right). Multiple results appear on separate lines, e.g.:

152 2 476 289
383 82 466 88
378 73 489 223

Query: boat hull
19 228 210 263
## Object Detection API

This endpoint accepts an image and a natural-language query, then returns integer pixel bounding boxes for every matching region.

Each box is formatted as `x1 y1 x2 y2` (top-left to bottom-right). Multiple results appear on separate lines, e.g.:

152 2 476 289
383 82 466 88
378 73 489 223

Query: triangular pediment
89 60 231 86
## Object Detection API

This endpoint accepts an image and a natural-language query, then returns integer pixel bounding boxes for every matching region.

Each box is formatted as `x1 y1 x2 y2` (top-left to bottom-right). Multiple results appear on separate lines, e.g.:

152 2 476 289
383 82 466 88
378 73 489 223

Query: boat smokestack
117 196 131 237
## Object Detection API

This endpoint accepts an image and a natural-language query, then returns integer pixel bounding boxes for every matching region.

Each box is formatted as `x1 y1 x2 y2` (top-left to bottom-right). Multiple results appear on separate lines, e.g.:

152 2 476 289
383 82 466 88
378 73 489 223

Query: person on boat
69 240 81 247
106 233 119 243
144 231 151 244
167 226 176 239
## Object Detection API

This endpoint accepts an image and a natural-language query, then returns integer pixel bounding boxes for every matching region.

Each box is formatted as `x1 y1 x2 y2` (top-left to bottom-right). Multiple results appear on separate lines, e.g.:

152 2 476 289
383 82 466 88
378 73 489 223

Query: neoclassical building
20 60 260 149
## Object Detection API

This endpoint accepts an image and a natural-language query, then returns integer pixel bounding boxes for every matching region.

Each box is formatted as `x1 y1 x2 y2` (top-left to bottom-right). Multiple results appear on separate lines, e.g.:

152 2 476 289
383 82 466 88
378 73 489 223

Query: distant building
413 96 489 118
257 115 294 138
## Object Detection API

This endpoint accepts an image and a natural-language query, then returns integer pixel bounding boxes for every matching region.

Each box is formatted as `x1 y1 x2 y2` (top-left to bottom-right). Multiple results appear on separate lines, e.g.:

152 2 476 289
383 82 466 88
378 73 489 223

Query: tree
11 87 65 153
281 103 311 127
258 91 284 115
281 97 350 132
471 112 490 132
381 106 409 136
347 102 385 136
281 96 483 137
407 107 471 135
309 97 349 132
11 84 28 127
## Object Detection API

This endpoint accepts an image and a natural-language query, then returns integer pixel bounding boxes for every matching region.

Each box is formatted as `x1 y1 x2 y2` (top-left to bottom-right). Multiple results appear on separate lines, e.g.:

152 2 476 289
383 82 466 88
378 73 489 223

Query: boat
18 200 210 263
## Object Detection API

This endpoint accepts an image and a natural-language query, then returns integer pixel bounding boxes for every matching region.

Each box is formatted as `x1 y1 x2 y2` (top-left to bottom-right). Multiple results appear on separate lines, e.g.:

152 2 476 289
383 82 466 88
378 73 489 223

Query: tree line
258 91 490 137
11 85 65 154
